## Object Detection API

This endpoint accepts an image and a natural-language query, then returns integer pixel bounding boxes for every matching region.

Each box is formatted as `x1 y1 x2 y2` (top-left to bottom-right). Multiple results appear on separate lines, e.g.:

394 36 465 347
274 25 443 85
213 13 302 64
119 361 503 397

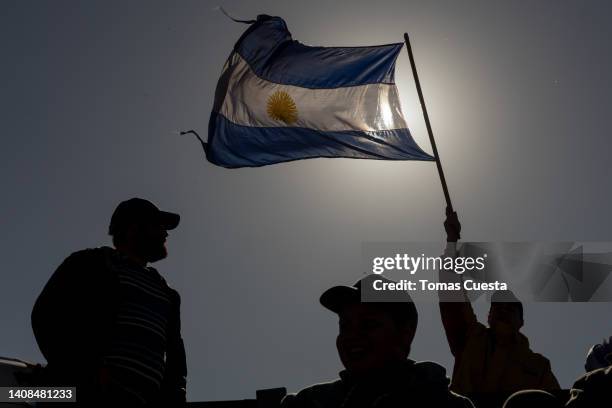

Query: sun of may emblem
266 90 298 125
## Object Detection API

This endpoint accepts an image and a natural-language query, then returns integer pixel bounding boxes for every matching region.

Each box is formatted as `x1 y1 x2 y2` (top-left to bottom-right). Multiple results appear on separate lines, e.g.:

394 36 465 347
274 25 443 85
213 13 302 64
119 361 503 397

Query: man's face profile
130 220 169 263
336 303 411 376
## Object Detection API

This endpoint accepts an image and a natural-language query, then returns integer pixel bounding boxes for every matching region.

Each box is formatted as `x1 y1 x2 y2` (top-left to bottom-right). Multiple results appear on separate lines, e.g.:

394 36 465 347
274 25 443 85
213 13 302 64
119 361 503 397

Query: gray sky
2 0 612 402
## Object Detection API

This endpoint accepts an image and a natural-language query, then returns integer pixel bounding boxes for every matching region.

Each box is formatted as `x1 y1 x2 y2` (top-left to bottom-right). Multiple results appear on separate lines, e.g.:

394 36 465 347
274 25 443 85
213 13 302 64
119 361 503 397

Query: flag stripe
220 53 409 132
235 17 402 89
208 112 434 168
206 15 434 168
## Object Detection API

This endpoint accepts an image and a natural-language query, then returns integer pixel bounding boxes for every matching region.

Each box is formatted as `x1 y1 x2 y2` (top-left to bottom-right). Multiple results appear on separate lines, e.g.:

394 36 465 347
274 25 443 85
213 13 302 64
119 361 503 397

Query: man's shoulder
165 285 181 304
517 338 554 372
567 366 612 407
410 361 474 407
281 369 474 408
281 379 344 408
412 360 450 384
35 247 117 310
64 246 113 265
292 378 344 398
574 365 612 386
526 350 552 367
52 247 116 285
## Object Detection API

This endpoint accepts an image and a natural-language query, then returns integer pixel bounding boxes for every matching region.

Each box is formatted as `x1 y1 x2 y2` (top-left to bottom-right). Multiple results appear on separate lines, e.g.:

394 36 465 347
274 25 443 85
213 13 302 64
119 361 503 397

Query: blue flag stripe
207 113 434 168
235 16 403 89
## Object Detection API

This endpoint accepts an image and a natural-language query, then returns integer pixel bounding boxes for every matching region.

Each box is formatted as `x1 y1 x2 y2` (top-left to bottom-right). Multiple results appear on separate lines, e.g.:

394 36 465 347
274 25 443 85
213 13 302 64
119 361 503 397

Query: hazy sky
2 0 612 402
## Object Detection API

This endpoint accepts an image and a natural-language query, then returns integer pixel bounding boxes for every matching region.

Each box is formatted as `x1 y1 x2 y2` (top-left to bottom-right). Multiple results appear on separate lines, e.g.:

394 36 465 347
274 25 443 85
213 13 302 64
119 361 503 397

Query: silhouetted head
320 275 417 377
585 336 612 372
488 290 524 336
108 198 180 264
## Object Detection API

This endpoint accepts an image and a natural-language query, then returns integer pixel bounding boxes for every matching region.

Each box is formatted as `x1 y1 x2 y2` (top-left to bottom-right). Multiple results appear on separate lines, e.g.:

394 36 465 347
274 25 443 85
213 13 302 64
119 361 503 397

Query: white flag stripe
220 53 409 132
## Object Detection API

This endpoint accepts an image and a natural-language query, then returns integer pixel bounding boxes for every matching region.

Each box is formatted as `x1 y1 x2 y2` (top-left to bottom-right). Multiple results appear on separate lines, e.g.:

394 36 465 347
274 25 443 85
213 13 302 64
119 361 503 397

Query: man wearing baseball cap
281 275 474 408
31 198 186 406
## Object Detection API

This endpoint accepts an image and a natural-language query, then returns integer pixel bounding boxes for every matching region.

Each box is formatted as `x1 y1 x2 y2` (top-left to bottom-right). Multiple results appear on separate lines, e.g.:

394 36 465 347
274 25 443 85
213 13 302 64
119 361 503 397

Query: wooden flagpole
403 33 454 212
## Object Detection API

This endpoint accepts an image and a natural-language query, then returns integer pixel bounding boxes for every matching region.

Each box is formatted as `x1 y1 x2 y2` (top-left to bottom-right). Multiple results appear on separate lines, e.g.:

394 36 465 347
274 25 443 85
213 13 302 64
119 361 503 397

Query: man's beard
147 243 167 263
137 239 168 263
147 245 167 263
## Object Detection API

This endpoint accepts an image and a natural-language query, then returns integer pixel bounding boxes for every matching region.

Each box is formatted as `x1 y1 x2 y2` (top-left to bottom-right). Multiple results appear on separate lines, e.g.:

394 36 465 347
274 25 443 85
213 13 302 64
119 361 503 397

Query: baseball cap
491 289 524 322
108 198 180 235
320 275 418 326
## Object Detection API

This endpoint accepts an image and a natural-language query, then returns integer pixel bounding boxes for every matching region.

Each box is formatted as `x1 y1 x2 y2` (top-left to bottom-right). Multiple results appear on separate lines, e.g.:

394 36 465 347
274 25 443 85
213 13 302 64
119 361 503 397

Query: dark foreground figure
281 275 474 408
31 198 187 406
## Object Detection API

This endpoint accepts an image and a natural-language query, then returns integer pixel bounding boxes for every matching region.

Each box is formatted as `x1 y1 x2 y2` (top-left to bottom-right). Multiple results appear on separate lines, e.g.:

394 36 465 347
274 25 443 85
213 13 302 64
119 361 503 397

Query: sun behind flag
207 15 434 168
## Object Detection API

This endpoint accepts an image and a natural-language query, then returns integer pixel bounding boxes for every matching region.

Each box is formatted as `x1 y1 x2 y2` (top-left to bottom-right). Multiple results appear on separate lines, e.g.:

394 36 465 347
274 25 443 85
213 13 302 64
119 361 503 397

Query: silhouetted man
439 208 559 396
281 275 474 408
32 198 186 406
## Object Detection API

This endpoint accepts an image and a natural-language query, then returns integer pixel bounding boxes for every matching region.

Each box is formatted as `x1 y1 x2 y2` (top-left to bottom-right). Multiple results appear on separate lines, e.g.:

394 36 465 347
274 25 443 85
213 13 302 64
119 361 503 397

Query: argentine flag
207 15 434 168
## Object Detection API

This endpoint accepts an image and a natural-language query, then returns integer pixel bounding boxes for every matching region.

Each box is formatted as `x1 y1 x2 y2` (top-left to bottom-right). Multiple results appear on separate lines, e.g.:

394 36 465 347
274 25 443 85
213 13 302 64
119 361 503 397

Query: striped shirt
103 250 173 403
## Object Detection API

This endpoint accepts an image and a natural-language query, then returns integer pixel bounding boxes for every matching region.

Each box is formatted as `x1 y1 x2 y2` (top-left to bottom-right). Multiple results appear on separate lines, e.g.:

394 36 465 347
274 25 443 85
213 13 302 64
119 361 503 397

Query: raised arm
438 208 478 357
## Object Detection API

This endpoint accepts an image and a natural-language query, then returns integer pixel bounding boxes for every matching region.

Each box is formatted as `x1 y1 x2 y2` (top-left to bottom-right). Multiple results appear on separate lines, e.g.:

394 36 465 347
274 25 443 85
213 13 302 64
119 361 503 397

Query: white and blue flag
207 15 434 167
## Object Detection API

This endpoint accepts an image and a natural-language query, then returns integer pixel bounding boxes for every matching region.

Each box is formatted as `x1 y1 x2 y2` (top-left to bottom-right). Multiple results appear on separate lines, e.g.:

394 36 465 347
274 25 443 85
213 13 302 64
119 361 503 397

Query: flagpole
403 33 454 212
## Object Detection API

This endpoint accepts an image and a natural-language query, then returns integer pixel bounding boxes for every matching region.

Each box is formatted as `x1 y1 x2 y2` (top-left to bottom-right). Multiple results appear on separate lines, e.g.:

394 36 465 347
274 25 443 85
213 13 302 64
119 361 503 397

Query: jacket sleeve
280 391 321 408
31 249 115 379
161 288 187 404
438 243 478 357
